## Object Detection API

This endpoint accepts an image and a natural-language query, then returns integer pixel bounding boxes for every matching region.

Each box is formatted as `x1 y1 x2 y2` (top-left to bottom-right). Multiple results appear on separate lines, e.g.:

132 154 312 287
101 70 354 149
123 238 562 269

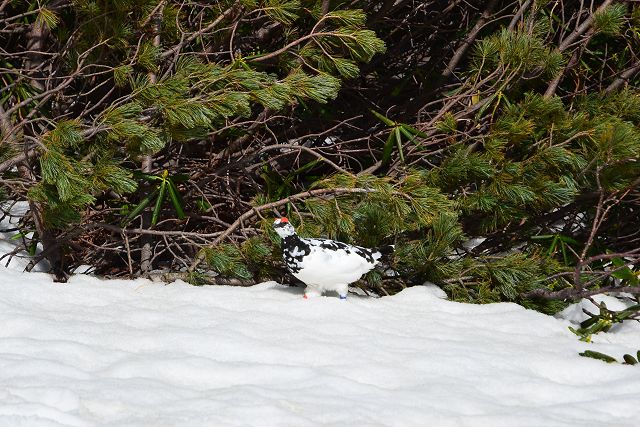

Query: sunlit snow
1 266 640 426
2 202 640 426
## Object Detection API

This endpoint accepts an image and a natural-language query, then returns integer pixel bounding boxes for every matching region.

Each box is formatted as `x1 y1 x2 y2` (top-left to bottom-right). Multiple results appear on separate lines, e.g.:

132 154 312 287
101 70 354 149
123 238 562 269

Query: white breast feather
291 242 378 291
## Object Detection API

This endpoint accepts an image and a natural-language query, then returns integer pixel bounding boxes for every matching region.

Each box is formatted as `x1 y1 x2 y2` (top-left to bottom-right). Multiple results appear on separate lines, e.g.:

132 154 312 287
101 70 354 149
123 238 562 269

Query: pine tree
0 0 385 276
1 1 638 312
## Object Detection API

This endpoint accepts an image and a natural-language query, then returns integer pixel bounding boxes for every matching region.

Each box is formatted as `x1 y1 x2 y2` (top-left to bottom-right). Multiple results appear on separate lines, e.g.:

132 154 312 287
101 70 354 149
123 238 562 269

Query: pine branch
140 2 165 274
524 285 640 301
544 1 614 97
212 108 272 163
0 104 17 146
88 223 223 239
249 30 365 63
160 2 240 59
442 0 498 79
149 271 257 286
321 0 330 16
0 0 12 13
188 187 375 271
544 47 582 98
605 60 640 94
524 250 640 300
258 143 351 174
507 0 533 31
557 0 614 52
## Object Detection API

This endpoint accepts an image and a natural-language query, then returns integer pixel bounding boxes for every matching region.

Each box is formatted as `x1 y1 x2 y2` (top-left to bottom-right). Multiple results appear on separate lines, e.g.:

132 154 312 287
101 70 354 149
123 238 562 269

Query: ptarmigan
273 217 394 299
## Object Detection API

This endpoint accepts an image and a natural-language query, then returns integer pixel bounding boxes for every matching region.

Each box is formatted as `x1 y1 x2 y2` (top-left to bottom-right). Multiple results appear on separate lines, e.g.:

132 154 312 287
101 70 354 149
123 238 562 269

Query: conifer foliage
0 1 639 313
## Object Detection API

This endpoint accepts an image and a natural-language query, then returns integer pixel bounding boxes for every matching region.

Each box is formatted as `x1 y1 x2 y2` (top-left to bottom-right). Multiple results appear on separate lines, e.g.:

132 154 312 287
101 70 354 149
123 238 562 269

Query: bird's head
273 217 296 239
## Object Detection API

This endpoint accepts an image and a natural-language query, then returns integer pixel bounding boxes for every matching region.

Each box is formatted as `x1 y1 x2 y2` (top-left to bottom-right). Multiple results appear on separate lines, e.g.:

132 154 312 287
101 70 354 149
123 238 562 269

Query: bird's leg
337 284 348 300
303 285 322 299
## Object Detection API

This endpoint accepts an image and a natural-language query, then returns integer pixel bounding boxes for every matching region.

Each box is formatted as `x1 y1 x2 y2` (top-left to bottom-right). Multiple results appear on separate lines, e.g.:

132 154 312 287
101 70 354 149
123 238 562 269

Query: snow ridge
1 269 640 426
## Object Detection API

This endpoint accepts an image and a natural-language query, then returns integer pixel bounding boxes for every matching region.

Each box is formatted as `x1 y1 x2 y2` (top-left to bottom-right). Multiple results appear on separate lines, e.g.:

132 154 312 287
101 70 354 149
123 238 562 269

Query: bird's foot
303 286 322 299
339 294 347 300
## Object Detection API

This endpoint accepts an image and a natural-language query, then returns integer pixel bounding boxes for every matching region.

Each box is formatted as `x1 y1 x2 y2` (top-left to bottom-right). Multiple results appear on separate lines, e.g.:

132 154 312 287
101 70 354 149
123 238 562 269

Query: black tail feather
376 245 395 255
375 245 395 262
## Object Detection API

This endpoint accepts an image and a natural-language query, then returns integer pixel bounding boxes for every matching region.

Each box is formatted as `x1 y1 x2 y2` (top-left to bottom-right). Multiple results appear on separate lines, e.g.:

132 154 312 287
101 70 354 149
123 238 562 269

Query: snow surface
0 202 49 272
1 267 640 427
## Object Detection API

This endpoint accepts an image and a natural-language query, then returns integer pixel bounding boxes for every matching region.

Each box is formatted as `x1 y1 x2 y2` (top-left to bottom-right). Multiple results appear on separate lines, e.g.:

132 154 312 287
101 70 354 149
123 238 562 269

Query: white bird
273 217 394 299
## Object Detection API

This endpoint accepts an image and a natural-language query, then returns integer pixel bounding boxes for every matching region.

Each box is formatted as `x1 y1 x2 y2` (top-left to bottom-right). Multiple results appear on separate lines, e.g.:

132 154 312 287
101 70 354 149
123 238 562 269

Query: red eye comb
278 217 289 223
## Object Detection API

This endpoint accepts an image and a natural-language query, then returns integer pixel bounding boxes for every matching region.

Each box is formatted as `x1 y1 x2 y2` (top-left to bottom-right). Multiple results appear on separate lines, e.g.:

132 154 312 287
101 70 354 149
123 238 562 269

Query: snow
558 293 638 324
0 201 49 272
2 202 640 426
1 268 640 427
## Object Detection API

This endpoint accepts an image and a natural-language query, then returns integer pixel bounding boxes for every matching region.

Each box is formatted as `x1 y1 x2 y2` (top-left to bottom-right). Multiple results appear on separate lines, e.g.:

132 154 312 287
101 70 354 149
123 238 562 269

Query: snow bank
0 201 49 272
1 269 639 426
